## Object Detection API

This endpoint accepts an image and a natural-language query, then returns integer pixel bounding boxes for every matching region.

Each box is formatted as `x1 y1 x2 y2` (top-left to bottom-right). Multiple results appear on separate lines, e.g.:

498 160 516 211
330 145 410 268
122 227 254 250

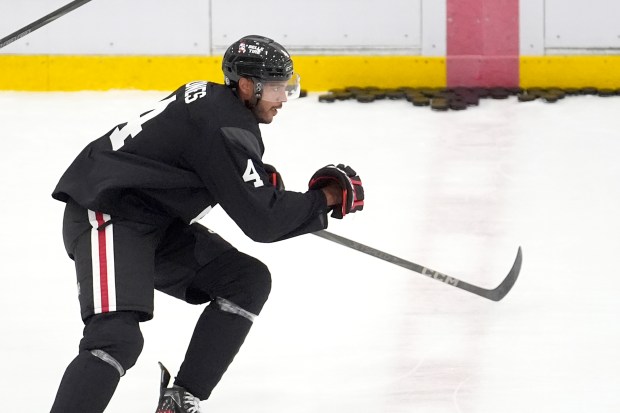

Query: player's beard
247 97 282 124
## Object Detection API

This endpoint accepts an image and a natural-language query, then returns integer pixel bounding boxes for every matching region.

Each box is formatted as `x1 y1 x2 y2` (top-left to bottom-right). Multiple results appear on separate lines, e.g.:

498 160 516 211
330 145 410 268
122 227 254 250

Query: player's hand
263 164 284 190
308 164 364 219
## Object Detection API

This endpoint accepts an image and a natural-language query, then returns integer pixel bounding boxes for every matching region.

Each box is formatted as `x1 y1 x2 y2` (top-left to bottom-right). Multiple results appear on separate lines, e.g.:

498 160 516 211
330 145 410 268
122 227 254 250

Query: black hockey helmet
222 35 300 100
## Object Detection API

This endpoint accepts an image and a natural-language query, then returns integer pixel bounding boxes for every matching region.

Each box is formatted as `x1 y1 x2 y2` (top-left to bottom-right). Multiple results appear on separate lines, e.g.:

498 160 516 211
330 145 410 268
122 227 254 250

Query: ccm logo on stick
421 268 459 286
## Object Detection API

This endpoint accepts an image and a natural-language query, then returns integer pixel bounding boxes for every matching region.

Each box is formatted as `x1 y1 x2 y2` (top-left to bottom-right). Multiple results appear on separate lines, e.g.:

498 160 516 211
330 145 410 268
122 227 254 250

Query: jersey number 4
243 159 264 188
109 94 176 150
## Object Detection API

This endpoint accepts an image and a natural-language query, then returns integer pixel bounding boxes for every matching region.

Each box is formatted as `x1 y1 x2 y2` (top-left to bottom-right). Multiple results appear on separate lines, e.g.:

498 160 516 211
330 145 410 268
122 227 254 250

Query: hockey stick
313 230 522 301
0 0 93 49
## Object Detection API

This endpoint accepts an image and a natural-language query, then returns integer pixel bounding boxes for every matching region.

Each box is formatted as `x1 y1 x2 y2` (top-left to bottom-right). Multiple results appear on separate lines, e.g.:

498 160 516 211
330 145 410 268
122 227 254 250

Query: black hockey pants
51 201 271 412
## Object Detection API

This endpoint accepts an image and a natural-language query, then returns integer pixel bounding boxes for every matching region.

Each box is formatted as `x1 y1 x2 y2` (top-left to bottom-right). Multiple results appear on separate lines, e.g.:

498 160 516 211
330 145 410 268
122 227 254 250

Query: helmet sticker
248 44 265 55
223 36 294 85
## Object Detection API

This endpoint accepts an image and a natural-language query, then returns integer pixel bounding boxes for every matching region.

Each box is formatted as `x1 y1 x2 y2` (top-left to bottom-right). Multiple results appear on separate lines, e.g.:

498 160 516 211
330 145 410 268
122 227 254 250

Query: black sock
50 351 120 413
175 305 253 400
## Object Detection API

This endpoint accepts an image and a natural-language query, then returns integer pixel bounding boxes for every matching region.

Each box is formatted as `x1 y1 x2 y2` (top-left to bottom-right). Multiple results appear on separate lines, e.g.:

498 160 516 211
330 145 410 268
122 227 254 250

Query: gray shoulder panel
221 127 262 158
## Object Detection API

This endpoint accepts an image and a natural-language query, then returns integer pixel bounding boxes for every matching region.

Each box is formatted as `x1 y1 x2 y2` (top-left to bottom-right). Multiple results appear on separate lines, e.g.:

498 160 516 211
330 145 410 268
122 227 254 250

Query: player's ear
237 77 254 100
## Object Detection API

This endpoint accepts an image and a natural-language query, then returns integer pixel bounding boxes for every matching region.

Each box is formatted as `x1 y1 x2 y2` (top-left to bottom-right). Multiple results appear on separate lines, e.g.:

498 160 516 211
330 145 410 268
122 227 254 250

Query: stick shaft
312 230 522 301
0 0 93 49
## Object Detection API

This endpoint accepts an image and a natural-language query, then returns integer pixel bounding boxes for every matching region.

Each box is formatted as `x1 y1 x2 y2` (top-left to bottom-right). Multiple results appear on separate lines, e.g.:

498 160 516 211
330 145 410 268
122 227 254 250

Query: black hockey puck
517 92 538 102
356 93 375 103
385 89 406 100
405 91 424 102
490 88 510 99
411 96 430 106
345 87 364 95
431 97 449 111
580 87 599 95
457 92 480 106
563 88 580 95
369 90 386 100
318 94 336 103
473 88 491 98
449 99 468 110
420 88 442 98
597 88 616 97
333 91 354 100
437 89 455 97
526 87 546 97
541 92 559 103
449 87 474 96
547 88 566 99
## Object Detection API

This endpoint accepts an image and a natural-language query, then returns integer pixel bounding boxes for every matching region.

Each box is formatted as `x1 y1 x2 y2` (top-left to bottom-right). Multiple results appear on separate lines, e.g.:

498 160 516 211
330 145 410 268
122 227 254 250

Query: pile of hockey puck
317 86 620 111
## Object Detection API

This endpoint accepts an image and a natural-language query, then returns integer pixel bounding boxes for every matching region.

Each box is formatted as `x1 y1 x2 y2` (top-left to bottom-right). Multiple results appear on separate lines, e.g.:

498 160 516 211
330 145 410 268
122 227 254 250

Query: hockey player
49 35 364 413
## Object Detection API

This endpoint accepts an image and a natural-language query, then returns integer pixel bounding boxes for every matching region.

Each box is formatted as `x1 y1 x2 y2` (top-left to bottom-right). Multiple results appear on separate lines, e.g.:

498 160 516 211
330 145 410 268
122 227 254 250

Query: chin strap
253 80 263 100
229 79 261 108
243 93 261 110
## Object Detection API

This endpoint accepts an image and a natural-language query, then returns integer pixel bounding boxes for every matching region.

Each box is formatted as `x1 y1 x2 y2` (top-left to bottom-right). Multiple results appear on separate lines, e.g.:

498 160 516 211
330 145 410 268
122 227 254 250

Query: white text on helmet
248 45 264 55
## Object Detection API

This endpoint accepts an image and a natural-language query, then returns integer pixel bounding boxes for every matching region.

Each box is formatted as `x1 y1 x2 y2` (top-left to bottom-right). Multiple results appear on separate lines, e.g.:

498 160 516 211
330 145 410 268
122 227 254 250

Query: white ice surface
1 90 620 412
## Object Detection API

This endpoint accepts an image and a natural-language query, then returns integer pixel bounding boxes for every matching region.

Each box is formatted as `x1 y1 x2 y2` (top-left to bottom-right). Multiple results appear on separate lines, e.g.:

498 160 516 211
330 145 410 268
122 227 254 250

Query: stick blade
486 246 523 301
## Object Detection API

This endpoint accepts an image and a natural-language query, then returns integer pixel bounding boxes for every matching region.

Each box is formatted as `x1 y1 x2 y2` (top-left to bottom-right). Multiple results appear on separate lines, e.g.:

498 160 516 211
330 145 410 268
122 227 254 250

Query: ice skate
155 362 202 413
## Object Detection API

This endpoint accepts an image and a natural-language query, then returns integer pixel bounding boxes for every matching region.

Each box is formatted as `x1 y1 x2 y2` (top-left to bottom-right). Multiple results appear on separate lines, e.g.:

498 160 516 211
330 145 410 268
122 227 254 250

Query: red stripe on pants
95 212 110 313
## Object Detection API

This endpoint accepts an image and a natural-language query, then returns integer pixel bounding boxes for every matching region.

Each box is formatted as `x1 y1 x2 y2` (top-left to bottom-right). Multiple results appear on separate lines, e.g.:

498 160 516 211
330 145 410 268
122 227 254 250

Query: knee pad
232 254 272 313
79 312 144 376
190 251 272 317
213 255 272 320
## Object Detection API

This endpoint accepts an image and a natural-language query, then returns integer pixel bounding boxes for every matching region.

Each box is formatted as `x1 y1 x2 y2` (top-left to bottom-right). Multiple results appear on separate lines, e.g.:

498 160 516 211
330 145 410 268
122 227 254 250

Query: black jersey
52 81 328 242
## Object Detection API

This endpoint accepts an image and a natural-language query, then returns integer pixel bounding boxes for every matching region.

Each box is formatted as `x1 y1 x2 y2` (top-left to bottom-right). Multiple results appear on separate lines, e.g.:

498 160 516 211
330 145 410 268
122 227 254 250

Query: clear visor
256 73 301 102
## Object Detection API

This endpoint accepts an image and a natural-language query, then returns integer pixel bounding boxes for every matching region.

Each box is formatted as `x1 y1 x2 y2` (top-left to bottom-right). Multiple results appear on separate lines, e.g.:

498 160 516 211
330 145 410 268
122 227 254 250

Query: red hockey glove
308 164 364 219
263 163 285 190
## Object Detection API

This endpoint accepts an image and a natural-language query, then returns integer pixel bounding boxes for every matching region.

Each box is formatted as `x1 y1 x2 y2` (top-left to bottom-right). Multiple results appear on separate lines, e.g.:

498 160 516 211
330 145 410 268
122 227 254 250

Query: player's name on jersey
185 81 208 104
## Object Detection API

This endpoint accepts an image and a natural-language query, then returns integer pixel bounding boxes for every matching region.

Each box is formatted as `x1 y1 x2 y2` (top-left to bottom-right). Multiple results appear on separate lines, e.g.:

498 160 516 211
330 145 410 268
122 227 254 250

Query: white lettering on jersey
109 94 176 150
185 81 208 103
243 159 263 188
